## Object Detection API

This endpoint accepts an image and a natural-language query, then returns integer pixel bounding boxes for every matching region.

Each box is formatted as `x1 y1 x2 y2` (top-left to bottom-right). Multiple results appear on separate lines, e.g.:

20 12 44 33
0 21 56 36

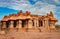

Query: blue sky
0 0 60 25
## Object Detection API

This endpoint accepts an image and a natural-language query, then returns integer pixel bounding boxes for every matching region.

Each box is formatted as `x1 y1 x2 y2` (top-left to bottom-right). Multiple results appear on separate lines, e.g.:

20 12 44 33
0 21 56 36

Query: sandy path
0 32 60 39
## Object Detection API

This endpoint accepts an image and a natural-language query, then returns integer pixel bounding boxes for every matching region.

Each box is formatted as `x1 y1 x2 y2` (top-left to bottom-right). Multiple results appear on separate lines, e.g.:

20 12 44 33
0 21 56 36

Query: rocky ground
0 31 60 39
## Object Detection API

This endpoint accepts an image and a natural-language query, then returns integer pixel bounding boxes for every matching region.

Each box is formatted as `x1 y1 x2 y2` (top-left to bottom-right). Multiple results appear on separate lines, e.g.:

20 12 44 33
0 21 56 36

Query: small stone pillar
2 21 6 29
28 19 33 31
28 20 32 28
18 20 23 32
45 20 49 27
34 19 37 28
43 20 45 27
50 21 56 32
50 21 55 28
36 19 39 27
44 18 49 28
34 19 40 32
18 20 22 29
9 20 14 29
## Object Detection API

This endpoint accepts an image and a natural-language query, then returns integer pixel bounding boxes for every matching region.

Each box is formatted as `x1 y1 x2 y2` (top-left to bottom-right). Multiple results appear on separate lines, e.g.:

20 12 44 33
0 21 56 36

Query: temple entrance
22 20 28 28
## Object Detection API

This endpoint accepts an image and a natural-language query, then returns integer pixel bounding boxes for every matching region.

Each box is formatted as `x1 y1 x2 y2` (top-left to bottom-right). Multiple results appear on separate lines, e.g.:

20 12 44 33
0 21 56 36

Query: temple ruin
0 10 57 32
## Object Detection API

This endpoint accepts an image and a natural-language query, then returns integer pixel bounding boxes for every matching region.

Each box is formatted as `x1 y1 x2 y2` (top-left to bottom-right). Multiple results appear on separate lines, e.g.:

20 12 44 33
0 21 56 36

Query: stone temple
0 10 57 32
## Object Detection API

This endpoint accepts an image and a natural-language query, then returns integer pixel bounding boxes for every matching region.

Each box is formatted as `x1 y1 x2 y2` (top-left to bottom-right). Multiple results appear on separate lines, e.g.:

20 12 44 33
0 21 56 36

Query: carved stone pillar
44 18 49 27
18 20 22 29
9 20 14 28
34 19 37 28
43 19 50 32
44 20 47 27
28 20 32 29
50 21 55 29
43 20 45 27
49 21 56 32
36 19 39 27
28 19 33 32
2 21 6 29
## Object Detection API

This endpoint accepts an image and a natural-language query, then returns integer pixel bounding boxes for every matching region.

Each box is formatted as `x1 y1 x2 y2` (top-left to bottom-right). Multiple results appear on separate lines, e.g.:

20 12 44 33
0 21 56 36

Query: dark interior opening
32 20 34 26
6 21 10 28
22 20 27 28
41 21 43 26
39 20 43 27
14 20 17 27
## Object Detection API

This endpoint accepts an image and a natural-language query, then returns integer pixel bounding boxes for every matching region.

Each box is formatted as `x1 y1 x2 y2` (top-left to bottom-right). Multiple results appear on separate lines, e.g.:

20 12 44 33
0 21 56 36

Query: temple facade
0 10 57 32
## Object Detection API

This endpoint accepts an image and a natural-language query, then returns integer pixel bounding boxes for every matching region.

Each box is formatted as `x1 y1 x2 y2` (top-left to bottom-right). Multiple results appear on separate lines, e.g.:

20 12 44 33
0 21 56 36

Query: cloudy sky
0 0 60 25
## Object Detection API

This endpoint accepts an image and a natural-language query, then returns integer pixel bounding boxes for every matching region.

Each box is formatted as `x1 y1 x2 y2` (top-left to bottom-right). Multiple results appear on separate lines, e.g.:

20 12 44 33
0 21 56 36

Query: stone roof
2 10 34 21
46 11 57 22
1 10 57 22
2 16 10 21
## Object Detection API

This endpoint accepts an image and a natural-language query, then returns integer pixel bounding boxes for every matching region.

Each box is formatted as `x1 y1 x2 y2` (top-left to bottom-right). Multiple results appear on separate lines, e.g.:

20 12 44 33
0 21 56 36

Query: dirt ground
0 31 60 39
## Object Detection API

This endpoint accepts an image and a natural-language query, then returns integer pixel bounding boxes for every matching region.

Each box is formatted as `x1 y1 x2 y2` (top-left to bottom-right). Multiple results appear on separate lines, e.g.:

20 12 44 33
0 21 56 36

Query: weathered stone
0 10 57 32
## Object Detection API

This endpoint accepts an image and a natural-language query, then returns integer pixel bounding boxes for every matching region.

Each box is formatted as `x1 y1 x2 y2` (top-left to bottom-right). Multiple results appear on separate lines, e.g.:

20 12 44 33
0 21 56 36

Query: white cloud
0 0 30 10
27 1 56 15
39 5 56 13
0 0 56 13
53 0 60 4
0 0 57 15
